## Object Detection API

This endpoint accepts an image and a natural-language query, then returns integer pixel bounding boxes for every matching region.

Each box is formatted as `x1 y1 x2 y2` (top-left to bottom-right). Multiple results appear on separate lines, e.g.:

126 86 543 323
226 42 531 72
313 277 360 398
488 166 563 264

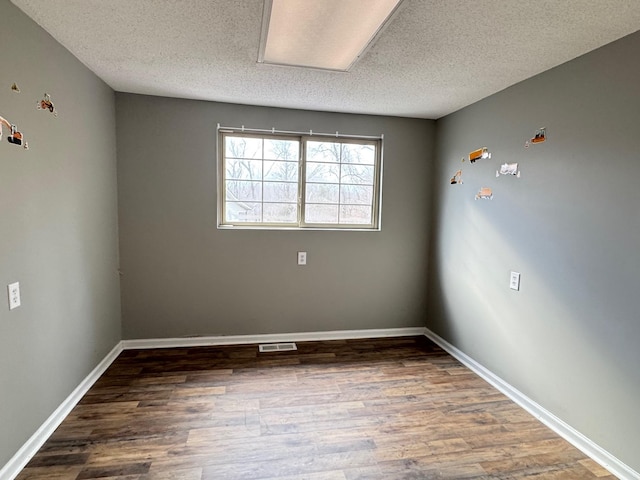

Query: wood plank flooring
16 336 616 479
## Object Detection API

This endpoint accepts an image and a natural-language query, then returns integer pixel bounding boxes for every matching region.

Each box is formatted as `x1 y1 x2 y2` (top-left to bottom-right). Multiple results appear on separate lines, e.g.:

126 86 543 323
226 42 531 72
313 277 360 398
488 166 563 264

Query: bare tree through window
220 132 380 228
305 141 376 224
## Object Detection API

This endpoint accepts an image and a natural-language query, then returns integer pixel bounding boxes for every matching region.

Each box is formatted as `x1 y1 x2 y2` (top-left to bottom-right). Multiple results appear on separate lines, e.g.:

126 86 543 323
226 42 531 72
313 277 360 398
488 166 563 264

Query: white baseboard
121 327 426 350
0 342 124 480
423 327 639 480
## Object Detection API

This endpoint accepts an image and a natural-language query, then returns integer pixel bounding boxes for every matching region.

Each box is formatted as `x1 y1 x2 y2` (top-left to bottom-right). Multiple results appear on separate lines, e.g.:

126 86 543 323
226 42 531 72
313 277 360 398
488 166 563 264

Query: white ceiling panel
11 0 640 118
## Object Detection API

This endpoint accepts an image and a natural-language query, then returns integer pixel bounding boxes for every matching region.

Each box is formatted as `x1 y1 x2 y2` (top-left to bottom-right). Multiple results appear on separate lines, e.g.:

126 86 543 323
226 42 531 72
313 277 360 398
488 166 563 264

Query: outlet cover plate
8 282 21 310
510 272 520 291
297 251 307 265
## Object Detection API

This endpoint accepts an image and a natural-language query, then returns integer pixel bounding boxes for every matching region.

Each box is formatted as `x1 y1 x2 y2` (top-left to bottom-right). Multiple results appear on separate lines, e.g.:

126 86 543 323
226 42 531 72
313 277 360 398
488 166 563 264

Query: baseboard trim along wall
0 342 124 480
423 327 640 480
3 327 638 480
121 327 427 350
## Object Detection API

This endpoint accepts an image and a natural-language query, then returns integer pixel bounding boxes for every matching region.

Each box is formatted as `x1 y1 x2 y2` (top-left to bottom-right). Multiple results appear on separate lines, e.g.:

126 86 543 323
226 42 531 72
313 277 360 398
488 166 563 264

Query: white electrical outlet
509 272 520 291
8 282 21 310
297 251 307 265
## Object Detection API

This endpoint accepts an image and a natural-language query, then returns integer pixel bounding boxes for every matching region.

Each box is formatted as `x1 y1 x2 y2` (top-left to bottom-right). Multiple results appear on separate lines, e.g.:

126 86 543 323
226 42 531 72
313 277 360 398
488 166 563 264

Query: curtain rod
217 123 383 141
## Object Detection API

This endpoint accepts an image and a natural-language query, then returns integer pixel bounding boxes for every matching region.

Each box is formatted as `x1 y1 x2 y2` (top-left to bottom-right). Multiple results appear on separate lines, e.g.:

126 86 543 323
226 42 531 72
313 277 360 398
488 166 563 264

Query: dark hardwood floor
16 336 615 479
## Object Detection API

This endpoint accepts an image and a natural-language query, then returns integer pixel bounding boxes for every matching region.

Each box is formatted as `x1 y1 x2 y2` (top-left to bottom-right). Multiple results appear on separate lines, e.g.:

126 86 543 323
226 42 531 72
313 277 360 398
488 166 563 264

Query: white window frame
217 126 383 231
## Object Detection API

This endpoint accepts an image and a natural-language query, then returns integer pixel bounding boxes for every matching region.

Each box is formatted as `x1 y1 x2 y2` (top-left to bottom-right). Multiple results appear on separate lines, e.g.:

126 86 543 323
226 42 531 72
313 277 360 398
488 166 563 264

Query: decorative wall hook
11 82 20 93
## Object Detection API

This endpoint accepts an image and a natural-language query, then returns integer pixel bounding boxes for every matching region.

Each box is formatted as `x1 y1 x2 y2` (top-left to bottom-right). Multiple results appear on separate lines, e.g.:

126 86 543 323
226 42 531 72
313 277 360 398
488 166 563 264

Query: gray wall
0 0 121 468
116 93 434 339
428 31 640 471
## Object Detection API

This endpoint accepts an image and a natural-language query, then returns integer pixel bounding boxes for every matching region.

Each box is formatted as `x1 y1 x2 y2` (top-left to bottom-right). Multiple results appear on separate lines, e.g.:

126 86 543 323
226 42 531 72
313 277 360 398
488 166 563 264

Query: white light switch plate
297 251 307 265
8 282 21 310
510 272 520 291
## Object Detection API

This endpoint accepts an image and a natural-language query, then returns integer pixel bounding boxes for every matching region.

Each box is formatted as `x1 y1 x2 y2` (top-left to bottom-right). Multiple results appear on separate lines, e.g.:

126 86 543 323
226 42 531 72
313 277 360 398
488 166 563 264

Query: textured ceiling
11 0 640 119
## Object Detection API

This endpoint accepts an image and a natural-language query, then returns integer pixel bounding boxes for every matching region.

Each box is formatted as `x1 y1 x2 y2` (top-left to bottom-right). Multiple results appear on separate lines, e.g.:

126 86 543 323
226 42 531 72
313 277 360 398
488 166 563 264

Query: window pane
306 162 340 183
306 183 339 204
263 182 298 203
307 141 340 163
305 204 339 224
263 203 297 223
225 180 262 201
225 159 262 180
264 161 298 182
341 164 374 185
220 132 380 229
341 185 373 205
340 205 372 224
342 143 376 164
226 202 262 222
226 136 262 159
264 139 299 161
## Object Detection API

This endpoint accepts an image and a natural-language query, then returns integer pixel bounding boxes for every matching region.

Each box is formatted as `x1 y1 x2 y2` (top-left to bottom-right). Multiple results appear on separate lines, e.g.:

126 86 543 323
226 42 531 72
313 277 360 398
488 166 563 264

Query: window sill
217 224 381 232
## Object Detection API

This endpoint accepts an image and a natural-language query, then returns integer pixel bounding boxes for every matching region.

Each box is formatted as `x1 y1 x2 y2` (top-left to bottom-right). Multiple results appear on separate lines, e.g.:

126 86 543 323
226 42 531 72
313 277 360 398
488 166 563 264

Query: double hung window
218 129 382 230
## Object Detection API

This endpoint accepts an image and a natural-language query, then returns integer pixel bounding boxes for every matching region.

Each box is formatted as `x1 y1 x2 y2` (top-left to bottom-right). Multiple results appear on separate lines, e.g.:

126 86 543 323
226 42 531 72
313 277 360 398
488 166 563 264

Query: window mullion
261 138 265 223
299 138 306 227
337 143 342 224
221 137 227 224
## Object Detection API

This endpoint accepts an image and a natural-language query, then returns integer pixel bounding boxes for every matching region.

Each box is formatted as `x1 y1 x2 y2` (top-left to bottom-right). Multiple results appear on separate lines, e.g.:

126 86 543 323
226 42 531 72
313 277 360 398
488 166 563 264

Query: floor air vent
259 342 297 353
